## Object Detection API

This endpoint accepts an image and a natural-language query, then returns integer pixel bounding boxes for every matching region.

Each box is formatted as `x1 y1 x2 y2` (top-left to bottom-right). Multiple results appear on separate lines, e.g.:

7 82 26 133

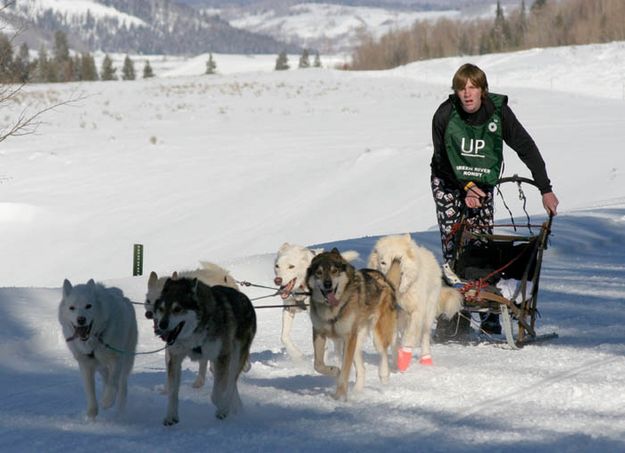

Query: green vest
445 93 505 186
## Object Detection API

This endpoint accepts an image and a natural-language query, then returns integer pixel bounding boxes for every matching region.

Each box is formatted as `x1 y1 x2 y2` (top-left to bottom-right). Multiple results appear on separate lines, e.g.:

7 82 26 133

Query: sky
0 41 624 451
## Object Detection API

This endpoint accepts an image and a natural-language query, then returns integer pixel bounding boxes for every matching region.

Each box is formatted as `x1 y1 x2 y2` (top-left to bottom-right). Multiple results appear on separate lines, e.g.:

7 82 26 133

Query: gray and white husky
58 279 138 420
150 276 256 425
145 262 239 389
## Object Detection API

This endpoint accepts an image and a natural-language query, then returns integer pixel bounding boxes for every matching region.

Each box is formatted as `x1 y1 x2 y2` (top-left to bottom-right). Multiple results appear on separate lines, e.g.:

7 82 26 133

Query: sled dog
145 262 238 389
368 234 462 370
58 279 138 419
274 243 359 359
151 276 256 425
306 248 396 401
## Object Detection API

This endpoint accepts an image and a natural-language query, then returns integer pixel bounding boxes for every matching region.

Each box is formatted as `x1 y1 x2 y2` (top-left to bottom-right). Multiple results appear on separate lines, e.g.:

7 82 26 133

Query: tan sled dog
368 234 462 370
145 262 238 389
273 242 359 359
306 248 396 401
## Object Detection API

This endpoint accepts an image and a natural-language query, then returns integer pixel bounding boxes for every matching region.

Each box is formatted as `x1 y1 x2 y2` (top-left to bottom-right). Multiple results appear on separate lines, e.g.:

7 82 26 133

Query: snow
1 41 625 451
229 3 459 41
11 0 147 27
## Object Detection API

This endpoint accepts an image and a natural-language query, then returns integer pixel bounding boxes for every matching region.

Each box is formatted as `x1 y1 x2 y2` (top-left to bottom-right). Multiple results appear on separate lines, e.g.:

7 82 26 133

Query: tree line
350 0 625 70
0 30 155 83
0 30 324 83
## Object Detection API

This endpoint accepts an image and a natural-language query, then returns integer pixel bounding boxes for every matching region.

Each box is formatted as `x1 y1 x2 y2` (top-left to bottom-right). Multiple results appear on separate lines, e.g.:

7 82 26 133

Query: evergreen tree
205 53 217 74
143 60 154 78
81 52 98 81
0 33 15 82
33 46 48 83
121 55 136 80
313 51 322 68
53 30 70 62
53 30 73 82
13 42 30 82
298 49 310 68
492 0 511 51
275 51 289 71
100 54 117 81
72 54 82 81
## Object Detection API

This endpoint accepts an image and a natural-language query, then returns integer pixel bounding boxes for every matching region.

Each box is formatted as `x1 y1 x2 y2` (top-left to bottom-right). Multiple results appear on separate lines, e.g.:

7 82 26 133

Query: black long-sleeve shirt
431 94 553 194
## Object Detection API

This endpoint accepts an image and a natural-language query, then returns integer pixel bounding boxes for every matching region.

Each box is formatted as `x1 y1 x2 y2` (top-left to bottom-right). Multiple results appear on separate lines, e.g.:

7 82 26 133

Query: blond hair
452 63 489 97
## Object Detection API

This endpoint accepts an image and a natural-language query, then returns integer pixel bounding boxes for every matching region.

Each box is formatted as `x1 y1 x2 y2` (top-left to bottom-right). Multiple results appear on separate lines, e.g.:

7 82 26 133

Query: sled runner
444 175 557 348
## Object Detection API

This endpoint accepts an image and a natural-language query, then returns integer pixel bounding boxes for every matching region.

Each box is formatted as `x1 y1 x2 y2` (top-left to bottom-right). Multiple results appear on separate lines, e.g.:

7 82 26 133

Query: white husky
59 279 138 419
273 243 358 359
368 234 462 370
145 261 239 389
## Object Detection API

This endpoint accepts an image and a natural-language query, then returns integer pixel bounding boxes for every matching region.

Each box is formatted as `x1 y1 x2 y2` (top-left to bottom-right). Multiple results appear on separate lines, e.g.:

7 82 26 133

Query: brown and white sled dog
306 248 396 401
150 276 256 425
368 234 462 370
59 279 138 420
145 262 238 389
274 242 359 360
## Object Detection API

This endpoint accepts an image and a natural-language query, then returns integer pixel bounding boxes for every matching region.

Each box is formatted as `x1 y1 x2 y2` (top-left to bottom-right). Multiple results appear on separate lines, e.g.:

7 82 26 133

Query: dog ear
330 247 341 255
278 242 290 253
171 271 179 280
86 279 96 291
62 279 73 297
148 271 159 290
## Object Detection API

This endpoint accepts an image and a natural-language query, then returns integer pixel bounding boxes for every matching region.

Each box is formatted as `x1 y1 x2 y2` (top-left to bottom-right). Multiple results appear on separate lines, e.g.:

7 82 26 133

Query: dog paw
100 387 117 409
331 390 348 402
322 365 340 377
86 406 98 420
163 415 179 426
215 410 229 420
192 377 205 389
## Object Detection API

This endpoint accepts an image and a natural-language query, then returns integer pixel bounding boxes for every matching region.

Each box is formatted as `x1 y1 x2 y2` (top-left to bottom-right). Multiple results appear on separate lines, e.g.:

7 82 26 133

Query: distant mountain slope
0 0 299 54
223 3 460 53
182 1 508 53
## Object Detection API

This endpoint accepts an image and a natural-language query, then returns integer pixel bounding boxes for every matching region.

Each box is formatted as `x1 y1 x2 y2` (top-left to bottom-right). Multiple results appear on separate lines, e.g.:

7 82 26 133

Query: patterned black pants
431 176 494 263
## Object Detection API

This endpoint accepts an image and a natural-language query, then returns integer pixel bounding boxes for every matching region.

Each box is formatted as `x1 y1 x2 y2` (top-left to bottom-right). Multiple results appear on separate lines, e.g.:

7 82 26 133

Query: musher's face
457 79 482 113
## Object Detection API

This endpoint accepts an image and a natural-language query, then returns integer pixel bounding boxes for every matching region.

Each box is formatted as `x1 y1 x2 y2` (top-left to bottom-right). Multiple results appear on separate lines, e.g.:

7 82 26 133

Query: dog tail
341 250 360 263
385 258 402 292
437 287 463 319
198 261 239 290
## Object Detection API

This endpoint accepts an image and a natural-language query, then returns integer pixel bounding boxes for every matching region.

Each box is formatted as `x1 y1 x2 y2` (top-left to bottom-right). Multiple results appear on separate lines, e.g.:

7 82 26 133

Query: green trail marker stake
133 244 144 276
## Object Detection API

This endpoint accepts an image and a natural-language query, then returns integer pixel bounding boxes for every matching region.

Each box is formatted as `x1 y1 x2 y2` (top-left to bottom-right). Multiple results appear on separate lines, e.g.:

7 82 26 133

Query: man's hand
542 192 559 216
465 184 486 208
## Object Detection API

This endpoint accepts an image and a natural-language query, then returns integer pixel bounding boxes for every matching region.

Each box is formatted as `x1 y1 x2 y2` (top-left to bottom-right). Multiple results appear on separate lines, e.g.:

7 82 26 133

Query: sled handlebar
497 175 539 189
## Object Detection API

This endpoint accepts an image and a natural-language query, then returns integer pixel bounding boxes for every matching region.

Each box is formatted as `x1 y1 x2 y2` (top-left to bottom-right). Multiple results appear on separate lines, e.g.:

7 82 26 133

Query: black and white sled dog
58 279 138 420
145 262 239 389
150 276 256 425
273 242 359 359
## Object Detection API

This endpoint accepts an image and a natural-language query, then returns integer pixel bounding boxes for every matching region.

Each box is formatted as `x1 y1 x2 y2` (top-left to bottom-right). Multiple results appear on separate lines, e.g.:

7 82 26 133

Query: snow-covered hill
223 3 460 53
1 0 296 54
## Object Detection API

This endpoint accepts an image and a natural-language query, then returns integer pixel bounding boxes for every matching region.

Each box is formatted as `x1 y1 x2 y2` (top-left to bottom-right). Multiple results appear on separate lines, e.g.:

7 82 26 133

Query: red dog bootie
419 354 433 366
397 347 413 372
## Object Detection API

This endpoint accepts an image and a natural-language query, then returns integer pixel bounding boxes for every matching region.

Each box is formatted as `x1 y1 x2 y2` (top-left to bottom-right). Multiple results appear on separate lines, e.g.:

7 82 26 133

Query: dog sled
440 175 557 348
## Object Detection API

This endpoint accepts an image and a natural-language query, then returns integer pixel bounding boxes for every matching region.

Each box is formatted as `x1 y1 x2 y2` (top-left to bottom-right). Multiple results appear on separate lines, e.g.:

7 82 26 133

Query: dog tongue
280 279 296 299
327 291 339 307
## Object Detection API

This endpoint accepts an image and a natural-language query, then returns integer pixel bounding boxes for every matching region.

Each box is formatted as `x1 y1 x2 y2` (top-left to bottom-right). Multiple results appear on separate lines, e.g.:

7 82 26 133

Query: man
431 63 558 335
